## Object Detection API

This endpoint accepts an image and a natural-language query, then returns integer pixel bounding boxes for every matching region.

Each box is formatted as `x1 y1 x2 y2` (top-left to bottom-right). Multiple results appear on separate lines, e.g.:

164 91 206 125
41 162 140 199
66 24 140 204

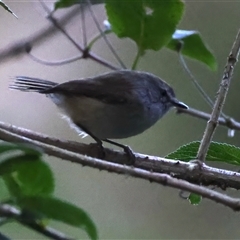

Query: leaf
3 174 22 199
166 141 240 166
14 157 54 196
0 142 41 157
0 0 17 18
188 193 202 205
105 0 184 55
167 30 217 70
19 196 98 240
2 157 54 197
54 0 103 10
0 143 54 197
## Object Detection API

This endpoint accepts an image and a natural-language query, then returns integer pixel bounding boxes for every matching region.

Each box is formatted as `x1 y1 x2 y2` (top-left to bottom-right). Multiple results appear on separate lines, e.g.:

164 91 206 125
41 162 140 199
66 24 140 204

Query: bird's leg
75 123 105 158
103 139 136 165
75 124 136 164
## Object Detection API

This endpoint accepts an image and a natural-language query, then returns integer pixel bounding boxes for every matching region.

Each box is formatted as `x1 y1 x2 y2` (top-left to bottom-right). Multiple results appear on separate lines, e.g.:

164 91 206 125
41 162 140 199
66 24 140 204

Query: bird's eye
162 89 167 97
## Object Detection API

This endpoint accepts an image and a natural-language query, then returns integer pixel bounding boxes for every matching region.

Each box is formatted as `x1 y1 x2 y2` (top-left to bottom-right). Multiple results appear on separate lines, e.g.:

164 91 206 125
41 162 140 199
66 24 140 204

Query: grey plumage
10 70 188 140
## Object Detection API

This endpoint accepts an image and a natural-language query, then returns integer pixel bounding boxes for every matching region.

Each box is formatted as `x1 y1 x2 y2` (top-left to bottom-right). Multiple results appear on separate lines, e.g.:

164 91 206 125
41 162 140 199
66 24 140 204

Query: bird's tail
9 76 57 93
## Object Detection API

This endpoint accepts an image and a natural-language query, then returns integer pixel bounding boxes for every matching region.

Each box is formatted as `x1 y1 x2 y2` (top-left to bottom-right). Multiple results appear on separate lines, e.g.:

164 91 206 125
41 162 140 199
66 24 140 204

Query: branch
2 122 240 208
197 28 240 161
0 204 73 240
0 5 119 71
177 107 240 131
1 121 240 189
44 6 120 70
0 7 80 64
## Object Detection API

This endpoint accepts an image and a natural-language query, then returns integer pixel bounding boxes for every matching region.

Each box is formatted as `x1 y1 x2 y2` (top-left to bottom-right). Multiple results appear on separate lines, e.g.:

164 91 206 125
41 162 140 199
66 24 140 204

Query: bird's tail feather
9 76 57 93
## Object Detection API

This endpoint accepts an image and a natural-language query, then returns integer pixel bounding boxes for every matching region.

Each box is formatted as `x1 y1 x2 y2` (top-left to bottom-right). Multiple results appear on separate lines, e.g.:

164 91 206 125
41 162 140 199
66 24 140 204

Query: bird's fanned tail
10 76 57 93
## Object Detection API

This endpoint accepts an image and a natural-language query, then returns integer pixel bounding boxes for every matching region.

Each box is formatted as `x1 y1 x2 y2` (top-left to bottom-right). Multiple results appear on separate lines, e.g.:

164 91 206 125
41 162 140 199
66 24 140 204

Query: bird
10 70 188 159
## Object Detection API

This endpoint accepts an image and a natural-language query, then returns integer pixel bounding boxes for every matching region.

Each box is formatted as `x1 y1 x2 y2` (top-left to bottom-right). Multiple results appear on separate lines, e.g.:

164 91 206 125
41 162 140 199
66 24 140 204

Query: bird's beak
170 98 189 109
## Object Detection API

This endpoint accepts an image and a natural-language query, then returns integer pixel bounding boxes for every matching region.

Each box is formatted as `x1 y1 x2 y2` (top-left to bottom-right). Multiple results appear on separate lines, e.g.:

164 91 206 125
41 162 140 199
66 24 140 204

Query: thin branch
86 0 127 69
179 53 229 120
0 5 119 70
0 8 80 64
80 3 87 49
0 204 73 240
43 4 120 70
27 52 83 66
177 107 240 131
179 53 214 109
197 28 240 161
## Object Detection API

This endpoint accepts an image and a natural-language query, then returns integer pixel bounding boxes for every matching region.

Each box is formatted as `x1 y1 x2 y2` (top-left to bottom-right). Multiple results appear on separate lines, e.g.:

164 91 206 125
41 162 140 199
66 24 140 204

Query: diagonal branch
0 204 73 240
197 28 240 161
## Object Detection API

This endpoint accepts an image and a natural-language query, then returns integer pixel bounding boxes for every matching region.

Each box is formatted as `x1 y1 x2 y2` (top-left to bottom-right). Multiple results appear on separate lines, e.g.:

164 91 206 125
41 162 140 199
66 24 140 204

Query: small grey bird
10 70 188 157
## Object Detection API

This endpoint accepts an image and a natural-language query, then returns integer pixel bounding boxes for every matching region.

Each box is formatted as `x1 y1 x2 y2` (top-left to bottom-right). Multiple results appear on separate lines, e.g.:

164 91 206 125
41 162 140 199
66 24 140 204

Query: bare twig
197 28 240 162
177 107 240 131
0 8 80 64
179 53 215 109
43 4 120 70
86 0 127 69
28 52 83 66
0 204 73 240
80 3 87 49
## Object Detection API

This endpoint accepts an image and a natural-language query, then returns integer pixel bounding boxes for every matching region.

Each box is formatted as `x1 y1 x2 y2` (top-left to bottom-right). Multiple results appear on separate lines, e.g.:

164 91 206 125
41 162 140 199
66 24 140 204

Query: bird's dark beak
170 98 188 109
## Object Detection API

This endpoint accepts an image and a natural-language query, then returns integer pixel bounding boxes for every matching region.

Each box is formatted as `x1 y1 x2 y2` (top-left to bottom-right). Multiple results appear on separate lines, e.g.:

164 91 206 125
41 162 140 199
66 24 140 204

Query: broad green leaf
0 0 17 17
0 142 41 157
106 0 184 55
166 141 240 166
19 196 98 240
3 175 22 199
0 143 54 196
1 157 54 196
54 0 103 9
14 157 54 196
167 30 217 70
188 193 202 205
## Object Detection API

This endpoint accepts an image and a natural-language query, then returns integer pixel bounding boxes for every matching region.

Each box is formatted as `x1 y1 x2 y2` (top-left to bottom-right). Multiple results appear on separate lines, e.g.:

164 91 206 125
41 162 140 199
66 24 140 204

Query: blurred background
1 1 240 239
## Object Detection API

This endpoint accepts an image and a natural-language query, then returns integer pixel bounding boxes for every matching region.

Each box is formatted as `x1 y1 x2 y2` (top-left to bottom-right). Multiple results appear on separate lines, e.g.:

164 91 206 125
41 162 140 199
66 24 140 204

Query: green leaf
0 143 54 196
19 196 98 240
166 141 240 166
167 30 217 70
105 0 184 55
3 174 22 199
0 0 17 18
188 193 202 205
166 141 199 161
2 157 54 197
0 142 41 157
54 0 103 10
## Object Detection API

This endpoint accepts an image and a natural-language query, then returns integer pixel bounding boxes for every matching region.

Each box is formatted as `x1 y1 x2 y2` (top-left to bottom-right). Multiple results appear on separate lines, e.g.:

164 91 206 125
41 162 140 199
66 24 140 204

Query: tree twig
0 8 80 64
0 204 73 240
86 0 126 69
197 28 240 161
43 4 120 70
177 107 240 131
